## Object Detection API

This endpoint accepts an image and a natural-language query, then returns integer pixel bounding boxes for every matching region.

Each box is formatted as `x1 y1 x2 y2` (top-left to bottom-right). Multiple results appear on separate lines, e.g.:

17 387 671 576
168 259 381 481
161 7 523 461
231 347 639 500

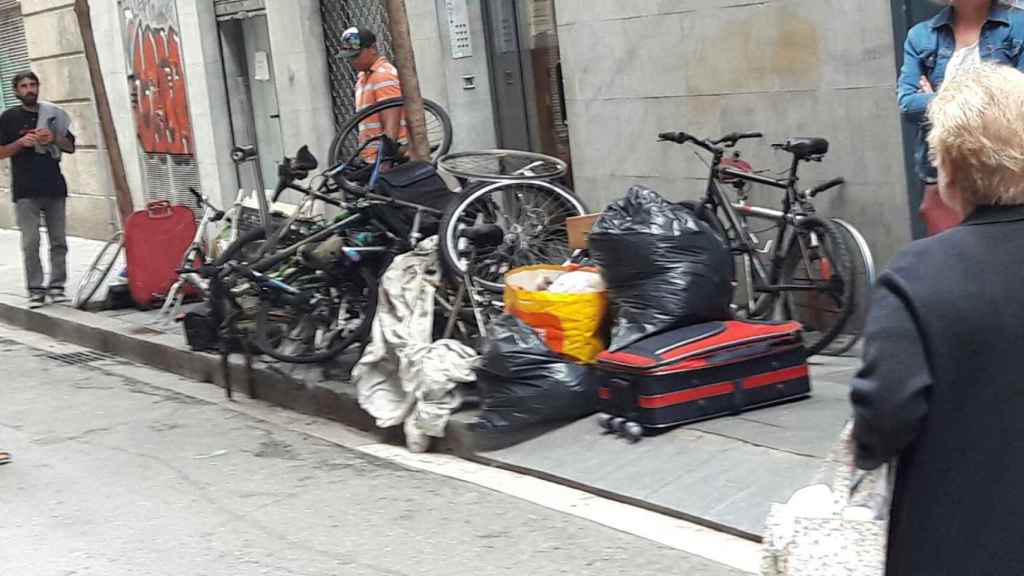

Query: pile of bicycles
178 130 586 371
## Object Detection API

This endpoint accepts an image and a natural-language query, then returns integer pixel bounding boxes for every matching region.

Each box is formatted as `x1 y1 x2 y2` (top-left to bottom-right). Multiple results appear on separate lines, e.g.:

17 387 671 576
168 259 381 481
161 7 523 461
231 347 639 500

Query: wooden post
384 0 430 161
73 0 134 223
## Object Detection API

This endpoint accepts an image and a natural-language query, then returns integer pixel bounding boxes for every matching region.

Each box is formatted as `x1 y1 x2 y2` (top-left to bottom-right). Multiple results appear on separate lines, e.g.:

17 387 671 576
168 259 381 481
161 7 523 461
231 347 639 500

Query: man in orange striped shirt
339 27 408 162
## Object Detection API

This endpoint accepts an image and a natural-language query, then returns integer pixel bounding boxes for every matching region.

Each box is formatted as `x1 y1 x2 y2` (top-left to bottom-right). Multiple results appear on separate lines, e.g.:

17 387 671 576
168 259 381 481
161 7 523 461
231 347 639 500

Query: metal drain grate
42 350 119 366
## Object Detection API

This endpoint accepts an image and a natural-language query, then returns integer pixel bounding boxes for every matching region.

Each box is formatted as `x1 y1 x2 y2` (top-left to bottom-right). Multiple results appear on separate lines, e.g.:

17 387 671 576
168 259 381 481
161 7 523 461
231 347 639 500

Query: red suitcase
124 201 197 308
595 320 810 440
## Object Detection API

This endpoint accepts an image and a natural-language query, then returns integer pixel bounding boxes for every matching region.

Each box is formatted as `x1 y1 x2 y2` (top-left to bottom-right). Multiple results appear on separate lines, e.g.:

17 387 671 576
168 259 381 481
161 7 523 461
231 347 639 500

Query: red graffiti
129 24 193 154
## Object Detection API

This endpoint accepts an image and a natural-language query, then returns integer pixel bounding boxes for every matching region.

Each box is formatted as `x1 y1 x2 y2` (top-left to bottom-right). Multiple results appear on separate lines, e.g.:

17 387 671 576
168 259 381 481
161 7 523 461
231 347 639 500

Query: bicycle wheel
776 218 855 356
437 150 568 182
328 97 453 166
818 218 876 356
214 226 268 267
73 233 124 310
439 180 587 293
252 265 378 364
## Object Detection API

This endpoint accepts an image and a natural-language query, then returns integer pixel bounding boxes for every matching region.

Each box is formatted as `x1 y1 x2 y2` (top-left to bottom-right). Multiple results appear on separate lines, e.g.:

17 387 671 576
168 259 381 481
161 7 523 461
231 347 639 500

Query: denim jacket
898 4 1024 180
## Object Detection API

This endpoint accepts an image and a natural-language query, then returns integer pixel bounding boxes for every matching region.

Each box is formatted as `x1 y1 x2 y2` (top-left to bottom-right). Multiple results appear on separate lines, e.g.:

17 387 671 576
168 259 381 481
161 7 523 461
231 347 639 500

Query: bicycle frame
247 135 446 274
159 190 230 322
695 145 838 315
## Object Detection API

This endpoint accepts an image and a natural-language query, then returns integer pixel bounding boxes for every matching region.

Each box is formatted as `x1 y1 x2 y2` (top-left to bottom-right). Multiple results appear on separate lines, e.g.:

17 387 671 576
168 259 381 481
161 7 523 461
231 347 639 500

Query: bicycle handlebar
658 131 714 153
658 130 762 152
714 132 763 146
657 131 690 144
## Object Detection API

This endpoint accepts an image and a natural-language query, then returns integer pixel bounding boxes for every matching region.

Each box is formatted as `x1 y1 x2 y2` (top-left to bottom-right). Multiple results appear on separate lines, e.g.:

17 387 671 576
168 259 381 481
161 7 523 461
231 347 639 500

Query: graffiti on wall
122 0 193 155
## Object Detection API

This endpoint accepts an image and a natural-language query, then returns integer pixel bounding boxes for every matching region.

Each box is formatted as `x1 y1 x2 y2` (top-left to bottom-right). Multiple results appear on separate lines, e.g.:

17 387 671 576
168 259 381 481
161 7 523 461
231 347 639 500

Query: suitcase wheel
622 422 644 443
610 417 627 433
596 414 644 443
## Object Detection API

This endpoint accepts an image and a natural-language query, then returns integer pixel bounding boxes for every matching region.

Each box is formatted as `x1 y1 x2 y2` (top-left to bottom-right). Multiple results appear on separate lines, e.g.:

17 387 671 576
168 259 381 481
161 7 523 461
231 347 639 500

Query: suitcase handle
145 200 174 219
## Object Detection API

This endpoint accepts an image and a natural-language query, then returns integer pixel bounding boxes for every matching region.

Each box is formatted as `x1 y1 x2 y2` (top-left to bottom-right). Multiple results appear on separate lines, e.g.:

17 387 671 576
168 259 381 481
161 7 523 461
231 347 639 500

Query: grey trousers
15 196 68 294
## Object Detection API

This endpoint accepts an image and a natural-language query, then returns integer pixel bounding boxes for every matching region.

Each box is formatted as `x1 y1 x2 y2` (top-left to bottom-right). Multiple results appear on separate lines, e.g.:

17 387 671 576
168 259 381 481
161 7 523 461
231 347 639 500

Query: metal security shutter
0 1 29 110
144 153 202 212
320 0 393 133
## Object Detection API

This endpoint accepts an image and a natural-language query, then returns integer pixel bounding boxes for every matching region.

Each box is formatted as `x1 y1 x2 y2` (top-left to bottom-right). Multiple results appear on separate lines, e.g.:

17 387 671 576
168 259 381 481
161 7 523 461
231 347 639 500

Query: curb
0 296 575 457
0 295 378 433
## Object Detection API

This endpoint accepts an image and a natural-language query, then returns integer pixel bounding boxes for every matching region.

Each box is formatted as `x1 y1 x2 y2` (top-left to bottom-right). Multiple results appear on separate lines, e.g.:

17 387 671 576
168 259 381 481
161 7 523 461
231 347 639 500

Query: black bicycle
328 97 453 166
659 130 855 355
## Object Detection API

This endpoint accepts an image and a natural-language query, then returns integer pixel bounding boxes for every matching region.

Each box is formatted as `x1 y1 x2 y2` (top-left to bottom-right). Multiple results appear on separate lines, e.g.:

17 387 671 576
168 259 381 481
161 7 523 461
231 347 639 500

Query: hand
34 128 54 146
919 75 934 94
17 132 38 148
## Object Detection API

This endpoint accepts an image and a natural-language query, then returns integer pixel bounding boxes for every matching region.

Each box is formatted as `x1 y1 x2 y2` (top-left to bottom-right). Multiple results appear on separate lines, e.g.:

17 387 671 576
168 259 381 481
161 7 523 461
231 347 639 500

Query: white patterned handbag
761 422 892 576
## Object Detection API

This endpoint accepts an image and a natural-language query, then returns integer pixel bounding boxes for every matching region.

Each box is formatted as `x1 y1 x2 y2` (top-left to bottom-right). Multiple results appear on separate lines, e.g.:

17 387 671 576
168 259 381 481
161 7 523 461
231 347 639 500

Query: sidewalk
0 228 861 542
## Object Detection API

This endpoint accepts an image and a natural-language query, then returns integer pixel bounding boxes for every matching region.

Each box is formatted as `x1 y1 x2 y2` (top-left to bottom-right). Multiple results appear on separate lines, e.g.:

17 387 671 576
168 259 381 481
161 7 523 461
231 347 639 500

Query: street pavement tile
480 374 853 537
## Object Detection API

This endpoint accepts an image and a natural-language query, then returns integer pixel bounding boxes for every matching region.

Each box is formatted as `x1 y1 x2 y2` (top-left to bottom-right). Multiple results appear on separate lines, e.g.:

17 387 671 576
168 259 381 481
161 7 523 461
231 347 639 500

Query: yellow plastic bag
504 265 608 364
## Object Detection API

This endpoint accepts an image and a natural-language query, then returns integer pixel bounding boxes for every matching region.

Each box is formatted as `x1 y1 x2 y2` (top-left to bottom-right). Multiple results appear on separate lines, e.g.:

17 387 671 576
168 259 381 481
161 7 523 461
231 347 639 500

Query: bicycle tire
251 266 378 364
328 97 453 166
73 235 124 310
777 218 855 356
438 179 587 293
437 150 568 182
213 226 268 266
818 218 876 356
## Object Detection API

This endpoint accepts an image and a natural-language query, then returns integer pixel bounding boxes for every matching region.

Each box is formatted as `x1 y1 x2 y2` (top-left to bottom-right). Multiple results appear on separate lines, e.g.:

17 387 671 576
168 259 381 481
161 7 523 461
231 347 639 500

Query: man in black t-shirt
0 71 75 308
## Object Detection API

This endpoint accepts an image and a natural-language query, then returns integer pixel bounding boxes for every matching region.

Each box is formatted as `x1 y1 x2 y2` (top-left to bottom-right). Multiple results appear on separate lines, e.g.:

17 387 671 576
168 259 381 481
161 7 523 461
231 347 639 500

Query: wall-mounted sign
253 51 270 81
446 0 473 59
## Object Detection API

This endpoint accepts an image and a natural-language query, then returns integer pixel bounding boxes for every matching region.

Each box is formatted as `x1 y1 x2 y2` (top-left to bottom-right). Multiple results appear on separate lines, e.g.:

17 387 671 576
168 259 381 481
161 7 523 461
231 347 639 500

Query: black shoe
48 289 67 304
28 293 46 309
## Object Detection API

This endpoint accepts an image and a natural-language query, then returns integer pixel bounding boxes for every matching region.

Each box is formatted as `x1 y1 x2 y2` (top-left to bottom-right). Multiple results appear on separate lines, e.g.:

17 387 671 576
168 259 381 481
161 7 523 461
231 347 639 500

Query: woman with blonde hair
897 0 1024 235
853 63 1024 575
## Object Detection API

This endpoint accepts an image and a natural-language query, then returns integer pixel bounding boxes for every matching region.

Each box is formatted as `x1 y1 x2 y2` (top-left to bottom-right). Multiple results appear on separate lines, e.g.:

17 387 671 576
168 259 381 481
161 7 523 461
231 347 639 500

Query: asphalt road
0 326 746 576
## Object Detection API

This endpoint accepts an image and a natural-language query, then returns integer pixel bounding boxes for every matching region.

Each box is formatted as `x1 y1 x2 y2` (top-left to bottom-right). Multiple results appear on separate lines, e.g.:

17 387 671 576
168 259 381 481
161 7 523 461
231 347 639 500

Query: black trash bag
476 315 599 434
589 186 734 350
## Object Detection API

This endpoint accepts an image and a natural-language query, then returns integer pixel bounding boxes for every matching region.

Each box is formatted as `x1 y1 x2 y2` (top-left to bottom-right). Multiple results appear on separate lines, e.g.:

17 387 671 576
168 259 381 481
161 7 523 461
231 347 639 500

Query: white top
945 43 982 82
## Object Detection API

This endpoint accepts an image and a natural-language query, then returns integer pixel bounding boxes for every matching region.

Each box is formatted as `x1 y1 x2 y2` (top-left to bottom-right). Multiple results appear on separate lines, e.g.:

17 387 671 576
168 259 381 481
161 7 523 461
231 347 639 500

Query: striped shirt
355 56 407 161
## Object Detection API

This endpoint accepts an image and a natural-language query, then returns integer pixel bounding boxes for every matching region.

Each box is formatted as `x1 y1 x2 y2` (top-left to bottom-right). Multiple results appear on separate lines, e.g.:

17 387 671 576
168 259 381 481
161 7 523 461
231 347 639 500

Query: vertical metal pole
384 0 430 160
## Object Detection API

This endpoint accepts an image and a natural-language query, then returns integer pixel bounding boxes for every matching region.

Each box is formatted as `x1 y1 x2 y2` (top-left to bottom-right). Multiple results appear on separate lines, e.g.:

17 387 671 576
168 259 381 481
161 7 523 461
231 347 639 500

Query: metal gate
0 0 29 110
319 0 392 133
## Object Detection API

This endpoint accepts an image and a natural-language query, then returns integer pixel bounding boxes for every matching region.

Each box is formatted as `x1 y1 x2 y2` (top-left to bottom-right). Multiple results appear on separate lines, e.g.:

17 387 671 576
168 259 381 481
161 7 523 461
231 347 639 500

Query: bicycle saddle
291 145 319 172
781 137 829 159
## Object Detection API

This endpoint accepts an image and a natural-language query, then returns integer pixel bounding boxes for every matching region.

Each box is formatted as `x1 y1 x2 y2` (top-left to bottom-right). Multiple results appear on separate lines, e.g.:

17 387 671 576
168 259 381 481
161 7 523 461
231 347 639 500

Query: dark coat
851 204 1024 576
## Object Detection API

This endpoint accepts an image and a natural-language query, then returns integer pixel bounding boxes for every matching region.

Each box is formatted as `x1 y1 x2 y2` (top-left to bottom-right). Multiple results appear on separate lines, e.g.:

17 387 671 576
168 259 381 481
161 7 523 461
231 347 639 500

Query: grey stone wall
554 0 912 266
2 0 117 240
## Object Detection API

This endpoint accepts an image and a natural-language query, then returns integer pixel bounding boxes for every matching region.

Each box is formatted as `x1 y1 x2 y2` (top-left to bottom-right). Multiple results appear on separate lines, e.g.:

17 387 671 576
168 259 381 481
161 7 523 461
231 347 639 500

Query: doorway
218 11 285 194
891 0 944 239
482 0 572 173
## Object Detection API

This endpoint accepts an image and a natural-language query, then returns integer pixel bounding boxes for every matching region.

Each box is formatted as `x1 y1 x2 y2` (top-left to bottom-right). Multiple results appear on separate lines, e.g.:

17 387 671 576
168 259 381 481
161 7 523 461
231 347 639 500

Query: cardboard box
566 213 602 250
